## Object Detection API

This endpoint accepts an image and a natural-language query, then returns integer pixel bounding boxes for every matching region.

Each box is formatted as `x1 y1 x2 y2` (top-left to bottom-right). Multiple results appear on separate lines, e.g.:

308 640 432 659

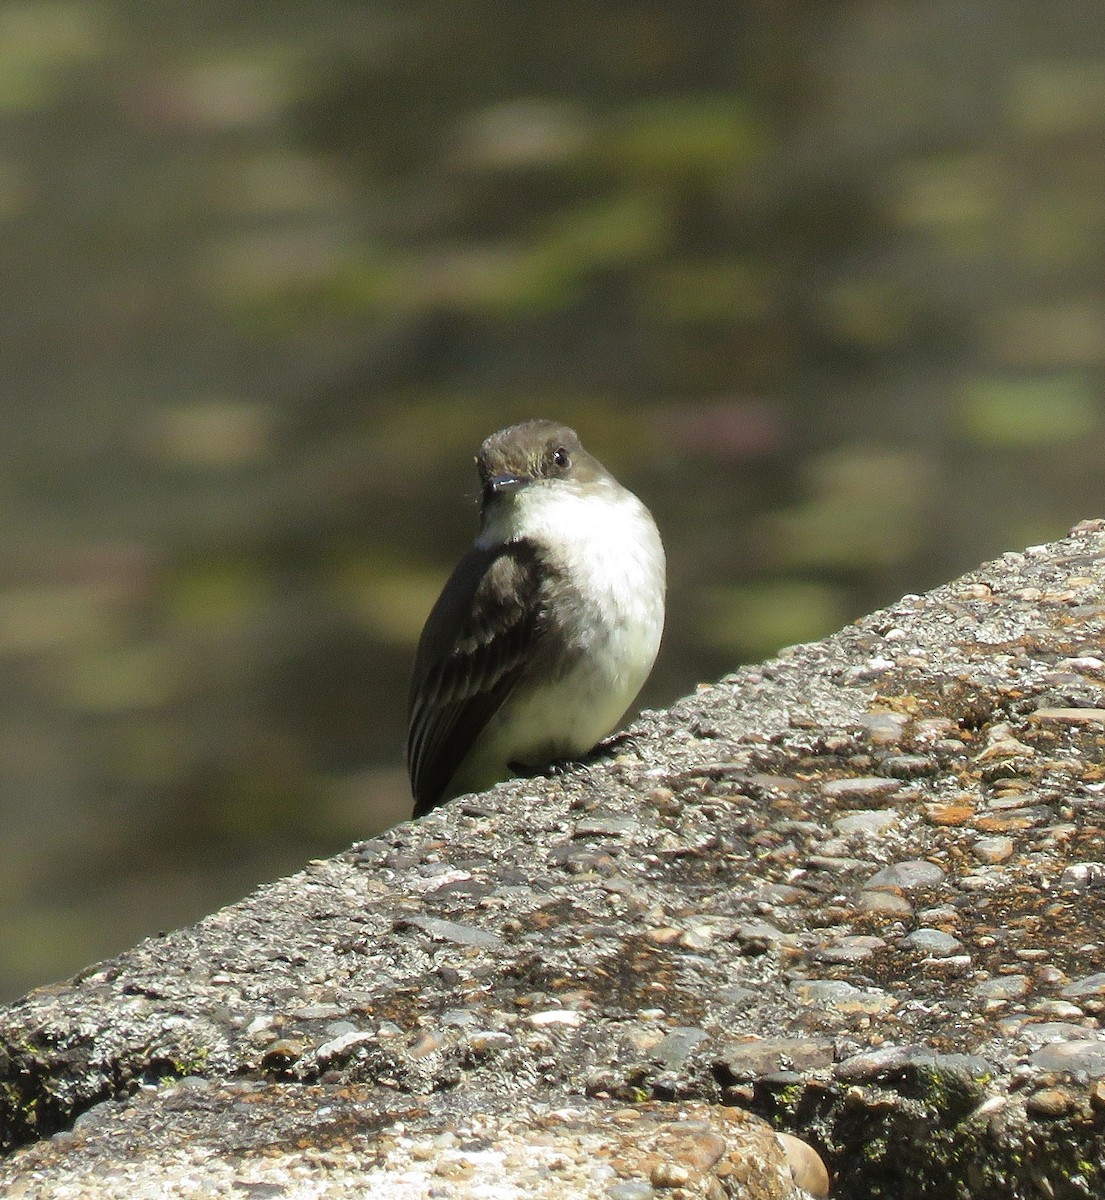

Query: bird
407 419 665 816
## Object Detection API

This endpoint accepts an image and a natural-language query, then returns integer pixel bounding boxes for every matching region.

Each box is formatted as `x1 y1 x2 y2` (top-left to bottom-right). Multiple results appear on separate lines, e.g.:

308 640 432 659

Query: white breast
457 478 665 793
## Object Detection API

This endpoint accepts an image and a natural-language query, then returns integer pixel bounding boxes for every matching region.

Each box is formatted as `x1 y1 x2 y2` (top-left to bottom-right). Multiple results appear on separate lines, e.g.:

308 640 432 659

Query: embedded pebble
847 655 896 681
440 1009 479 1028
791 980 896 1014
776 1132 830 1198
313 1030 375 1063
834 1047 993 1086
814 935 886 964
1061 973 1105 998
1030 1000 1085 1020
1026 1088 1073 1117
650 1027 708 1067
1029 1040 1105 1076
916 904 957 924
901 929 963 957
878 755 935 779
649 1161 690 1188
864 861 946 892
972 976 1030 1000
832 810 899 837
573 816 641 838
529 1009 584 1027
958 871 1008 892
822 777 902 800
734 920 787 950
972 836 1014 864
718 1037 835 1081
854 712 909 745
806 854 865 873
1029 708 1105 726
398 916 503 949
1021 1023 1097 1046
608 1182 653 1200
1059 863 1105 891
855 891 915 917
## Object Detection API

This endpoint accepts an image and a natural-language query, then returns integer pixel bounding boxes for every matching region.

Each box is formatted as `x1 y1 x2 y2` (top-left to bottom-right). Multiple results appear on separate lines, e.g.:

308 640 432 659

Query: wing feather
407 541 546 814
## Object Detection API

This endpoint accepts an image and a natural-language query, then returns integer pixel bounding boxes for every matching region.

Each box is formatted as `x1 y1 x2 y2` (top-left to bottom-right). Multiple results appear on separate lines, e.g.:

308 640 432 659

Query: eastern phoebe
407 419 665 816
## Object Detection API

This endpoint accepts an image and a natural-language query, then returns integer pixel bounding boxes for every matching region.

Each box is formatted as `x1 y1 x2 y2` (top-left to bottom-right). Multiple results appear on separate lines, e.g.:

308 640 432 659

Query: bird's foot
509 757 583 779
509 733 635 781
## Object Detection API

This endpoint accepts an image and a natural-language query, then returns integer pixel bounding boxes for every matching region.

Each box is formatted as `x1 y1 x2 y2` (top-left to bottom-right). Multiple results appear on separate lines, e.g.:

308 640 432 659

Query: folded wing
407 541 547 815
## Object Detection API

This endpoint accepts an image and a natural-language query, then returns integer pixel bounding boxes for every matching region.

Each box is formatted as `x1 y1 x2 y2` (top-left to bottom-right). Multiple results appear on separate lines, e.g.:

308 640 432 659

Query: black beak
485 472 527 498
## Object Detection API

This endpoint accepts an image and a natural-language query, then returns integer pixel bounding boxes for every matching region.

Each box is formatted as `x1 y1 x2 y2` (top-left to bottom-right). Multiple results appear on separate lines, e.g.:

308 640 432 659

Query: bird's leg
509 732 635 780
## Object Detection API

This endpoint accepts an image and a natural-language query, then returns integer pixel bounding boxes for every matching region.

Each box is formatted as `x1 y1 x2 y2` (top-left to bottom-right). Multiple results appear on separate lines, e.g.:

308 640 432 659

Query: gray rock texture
5 521 1105 1198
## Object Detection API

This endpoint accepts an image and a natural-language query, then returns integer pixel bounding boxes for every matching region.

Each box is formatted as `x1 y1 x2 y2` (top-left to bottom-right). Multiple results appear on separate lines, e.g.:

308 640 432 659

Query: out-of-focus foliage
1 0 1105 1001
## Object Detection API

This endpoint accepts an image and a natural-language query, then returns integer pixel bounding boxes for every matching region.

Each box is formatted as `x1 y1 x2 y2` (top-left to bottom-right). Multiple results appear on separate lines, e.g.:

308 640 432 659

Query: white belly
454 478 665 794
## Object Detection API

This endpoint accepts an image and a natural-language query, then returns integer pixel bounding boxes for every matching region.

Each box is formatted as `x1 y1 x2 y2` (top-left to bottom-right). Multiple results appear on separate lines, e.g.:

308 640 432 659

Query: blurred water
1 0 1104 1001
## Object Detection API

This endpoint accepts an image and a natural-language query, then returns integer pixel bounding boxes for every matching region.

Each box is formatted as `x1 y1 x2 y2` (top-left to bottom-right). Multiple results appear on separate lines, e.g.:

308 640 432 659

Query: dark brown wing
407 540 545 815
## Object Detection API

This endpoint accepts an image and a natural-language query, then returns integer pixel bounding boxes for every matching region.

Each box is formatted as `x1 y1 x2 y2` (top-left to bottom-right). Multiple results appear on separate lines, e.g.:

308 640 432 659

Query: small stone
972 836 1014 864
651 1027 708 1067
398 916 503 949
1061 973 1105 998
815 935 886 964
314 1030 376 1063
958 872 1008 892
408 1031 442 1058
1060 656 1104 672
528 1009 584 1027
1031 1000 1084 1020
923 801 975 826
734 920 787 951
776 1132 830 1198
679 924 717 950
974 811 1047 833
1060 863 1105 891
468 1031 512 1053
292 1003 346 1020
607 1184 653 1200
649 1161 691 1188
806 854 865 873
916 905 957 924
833 1046 915 1082
1030 707 1105 726
879 754 936 779
833 810 899 837
573 816 641 837
855 712 909 746
260 1038 305 1068
865 860 946 892
848 656 895 681
791 980 897 1014
958 583 994 600
901 929 963 957
976 724 1034 761
1026 1088 1073 1117
855 891 914 917
1029 1041 1105 1076
440 1009 479 1028
822 777 902 800
717 1037 834 1080
973 975 1030 1000
1022 1023 1095 1046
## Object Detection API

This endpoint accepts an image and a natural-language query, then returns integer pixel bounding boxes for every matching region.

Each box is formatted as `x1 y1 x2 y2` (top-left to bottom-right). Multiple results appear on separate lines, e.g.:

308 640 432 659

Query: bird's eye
552 446 570 469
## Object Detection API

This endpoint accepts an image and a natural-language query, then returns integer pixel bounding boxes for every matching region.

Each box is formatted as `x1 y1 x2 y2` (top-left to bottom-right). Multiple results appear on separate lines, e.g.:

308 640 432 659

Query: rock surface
4 521 1105 1198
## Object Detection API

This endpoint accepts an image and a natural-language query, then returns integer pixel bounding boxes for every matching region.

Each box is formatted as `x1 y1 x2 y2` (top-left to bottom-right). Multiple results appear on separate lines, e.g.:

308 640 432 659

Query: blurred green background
1 0 1104 1002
